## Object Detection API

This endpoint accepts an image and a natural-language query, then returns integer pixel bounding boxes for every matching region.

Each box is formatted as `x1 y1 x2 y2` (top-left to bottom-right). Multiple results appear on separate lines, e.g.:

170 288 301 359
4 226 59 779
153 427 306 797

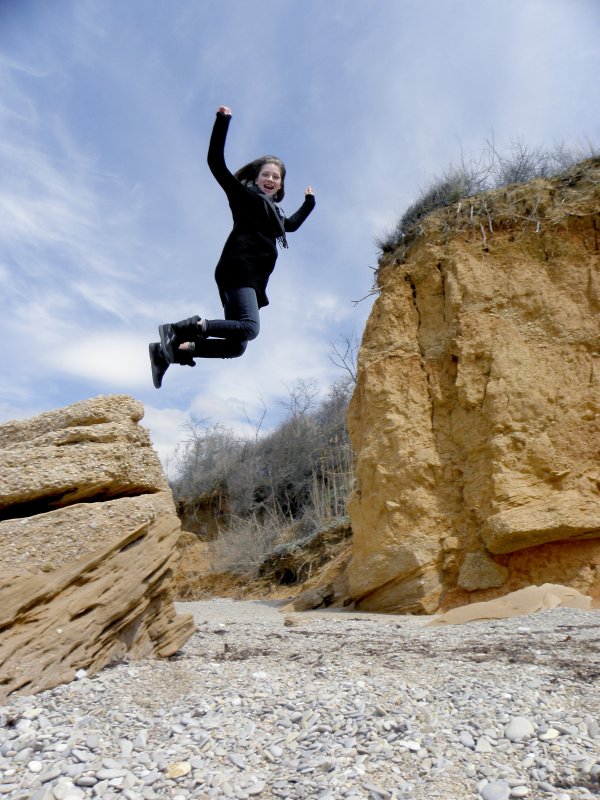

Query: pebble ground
1 600 598 800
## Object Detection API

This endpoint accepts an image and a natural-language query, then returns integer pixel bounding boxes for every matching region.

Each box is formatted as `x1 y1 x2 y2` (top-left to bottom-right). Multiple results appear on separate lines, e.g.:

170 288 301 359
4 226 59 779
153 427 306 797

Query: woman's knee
241 319 260 341
225 340 249 358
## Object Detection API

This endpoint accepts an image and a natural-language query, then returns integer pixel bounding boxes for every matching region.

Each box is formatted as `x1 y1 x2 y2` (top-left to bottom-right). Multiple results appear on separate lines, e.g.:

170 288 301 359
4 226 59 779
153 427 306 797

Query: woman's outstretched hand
305 185 314 196
217 105 232 116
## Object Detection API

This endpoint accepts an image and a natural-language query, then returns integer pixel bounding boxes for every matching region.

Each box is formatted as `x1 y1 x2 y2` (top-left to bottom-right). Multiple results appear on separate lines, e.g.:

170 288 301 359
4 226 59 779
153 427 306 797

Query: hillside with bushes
171 375 355 596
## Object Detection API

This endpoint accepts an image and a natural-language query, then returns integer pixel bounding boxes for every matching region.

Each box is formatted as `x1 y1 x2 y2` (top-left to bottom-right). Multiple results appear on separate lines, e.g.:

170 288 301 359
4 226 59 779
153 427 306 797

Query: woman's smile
256 163 282 196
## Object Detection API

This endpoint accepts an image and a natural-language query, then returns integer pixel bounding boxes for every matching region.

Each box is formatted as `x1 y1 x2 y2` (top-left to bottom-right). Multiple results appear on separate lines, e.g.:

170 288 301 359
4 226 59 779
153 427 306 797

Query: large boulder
0 395 194 701
347 159 600 613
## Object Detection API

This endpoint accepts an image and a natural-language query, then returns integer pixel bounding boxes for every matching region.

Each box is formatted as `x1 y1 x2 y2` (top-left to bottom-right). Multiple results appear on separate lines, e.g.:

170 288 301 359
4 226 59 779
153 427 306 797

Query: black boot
149 342 169 389
158 315 201 363
173 348 196 368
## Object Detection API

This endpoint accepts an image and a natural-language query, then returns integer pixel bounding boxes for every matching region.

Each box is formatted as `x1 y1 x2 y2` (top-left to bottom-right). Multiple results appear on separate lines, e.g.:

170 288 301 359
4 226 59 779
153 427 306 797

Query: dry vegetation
378 141 600 257
170 376 356 597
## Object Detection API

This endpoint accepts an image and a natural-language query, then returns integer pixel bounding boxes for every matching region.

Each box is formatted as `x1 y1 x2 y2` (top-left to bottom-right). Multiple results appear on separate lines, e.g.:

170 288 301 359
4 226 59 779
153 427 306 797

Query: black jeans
193 287 260 359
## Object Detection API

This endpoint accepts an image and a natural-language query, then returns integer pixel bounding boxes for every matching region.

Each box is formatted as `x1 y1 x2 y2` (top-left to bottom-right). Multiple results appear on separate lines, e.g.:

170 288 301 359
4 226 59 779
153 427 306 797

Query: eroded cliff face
347 159 600 613
0 395 194 701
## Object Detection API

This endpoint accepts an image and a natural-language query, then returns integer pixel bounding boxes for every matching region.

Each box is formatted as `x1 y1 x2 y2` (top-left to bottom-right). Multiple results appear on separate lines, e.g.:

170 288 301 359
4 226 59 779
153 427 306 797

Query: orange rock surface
346 160 600 612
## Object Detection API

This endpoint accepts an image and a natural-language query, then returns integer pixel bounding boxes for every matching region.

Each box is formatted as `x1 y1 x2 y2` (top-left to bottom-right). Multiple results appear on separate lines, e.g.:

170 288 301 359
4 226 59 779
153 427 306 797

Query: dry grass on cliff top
379 151 600 265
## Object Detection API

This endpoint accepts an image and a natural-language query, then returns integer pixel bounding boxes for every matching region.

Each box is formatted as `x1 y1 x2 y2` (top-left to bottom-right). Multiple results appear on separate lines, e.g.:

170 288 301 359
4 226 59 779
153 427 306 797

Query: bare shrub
210 510 294 576
329 332 360 383
492 141 552 186
171 375 356 577
308 434 355 528
173 420 243 500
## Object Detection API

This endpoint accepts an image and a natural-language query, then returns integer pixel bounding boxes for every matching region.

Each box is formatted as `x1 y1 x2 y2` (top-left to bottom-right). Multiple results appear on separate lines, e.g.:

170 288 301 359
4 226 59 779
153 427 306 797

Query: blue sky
1 0 599 469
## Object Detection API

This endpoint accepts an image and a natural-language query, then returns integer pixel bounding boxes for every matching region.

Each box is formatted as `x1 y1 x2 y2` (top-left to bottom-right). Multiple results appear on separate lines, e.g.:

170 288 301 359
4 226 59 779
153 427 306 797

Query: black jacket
207 112 315 308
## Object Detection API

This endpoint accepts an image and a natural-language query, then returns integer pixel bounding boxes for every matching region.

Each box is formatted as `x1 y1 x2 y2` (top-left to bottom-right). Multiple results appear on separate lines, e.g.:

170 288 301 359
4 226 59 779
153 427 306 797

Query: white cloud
1 0 599 464
48 332 154 389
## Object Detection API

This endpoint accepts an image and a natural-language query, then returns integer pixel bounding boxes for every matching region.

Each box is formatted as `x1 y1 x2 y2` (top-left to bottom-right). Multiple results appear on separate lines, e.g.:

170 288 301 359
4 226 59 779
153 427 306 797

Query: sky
1 0 599 472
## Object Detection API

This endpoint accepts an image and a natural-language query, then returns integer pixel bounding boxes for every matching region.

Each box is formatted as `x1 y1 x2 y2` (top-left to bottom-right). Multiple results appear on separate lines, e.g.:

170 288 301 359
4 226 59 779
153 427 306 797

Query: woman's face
255 163 282 197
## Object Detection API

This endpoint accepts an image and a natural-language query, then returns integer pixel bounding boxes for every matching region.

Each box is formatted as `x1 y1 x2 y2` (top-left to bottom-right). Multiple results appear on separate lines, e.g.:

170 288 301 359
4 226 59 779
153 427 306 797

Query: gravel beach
1 600 598 800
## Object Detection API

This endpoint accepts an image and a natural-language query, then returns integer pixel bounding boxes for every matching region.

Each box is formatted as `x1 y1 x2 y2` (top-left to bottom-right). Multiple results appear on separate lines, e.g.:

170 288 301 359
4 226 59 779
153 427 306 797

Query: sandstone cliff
0 395 195 701
347 158 600 613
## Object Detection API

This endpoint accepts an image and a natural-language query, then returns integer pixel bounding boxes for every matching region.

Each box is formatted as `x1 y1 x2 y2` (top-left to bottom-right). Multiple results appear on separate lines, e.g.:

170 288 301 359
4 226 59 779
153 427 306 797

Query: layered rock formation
347 159 600 613
0 395 194 702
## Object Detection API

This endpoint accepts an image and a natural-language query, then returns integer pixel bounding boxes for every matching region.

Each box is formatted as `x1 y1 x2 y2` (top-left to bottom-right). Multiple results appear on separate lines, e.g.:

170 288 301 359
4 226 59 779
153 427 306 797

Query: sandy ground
175 598 430 628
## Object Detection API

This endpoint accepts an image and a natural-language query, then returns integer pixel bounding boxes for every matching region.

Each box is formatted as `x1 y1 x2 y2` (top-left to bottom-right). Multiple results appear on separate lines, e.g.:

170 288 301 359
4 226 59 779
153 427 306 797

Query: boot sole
149 343 168 388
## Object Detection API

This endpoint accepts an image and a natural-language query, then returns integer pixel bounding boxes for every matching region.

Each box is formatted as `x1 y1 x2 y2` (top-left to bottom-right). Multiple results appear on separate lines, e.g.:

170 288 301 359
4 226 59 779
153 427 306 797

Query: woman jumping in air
149 105 315 388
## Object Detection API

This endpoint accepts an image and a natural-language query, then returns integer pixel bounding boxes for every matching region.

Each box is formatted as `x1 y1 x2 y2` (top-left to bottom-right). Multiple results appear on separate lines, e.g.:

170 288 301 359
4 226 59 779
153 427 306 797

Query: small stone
586 719 600 738
13 747 34 763
165 762 191 779
480 781 510 800
246 782 266 796
132 732 147 750
102 758 125 770
22 706 42 720
509 788 529 797
95 768 128 780
401 740 421 751
538 728 560 741
538 782 557 793
85 735 100 750
40 767 62 783
30 788 54 800
120 738 134 756
75 777 97 787
52 782 77 800
460 731 476 749
476 737 494 753
28 760 43 773
64 764 85 779
363 781 389 796
228 753 245 769
504 717 535 742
